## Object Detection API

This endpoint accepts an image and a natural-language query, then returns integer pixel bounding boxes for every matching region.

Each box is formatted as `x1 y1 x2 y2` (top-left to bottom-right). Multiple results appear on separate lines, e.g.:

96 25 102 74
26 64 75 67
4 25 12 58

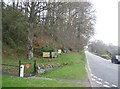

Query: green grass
41 63 86 80
2 75 83 87
39 51 87 80
2 51 87 87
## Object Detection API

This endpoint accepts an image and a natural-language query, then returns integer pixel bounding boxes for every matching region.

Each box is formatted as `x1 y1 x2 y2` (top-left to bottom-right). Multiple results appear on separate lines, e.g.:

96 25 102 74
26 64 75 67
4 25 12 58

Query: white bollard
20 65 24 77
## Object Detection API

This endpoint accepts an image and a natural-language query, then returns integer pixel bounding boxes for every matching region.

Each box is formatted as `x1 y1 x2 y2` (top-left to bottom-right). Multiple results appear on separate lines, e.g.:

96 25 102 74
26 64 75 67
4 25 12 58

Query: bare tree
21 1 47 59
4 1 96 58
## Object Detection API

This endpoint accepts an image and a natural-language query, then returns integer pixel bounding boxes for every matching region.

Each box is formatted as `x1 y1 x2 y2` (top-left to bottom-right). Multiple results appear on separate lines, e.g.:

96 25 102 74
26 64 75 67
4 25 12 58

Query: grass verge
39 51 86 80
2 51 87 87
2 75 83 87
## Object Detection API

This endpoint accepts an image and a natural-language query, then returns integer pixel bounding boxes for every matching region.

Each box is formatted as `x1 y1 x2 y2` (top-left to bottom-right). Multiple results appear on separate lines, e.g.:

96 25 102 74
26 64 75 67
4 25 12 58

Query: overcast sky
3 0 119 46
90 0 119 46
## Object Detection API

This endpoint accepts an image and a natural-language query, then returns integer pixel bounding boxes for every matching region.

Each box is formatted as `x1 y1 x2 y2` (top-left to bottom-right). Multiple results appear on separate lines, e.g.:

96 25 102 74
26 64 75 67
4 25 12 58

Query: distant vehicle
111 55 120 64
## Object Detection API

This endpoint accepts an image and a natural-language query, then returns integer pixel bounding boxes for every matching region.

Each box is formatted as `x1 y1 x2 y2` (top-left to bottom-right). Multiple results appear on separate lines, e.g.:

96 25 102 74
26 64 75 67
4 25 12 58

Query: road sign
43 52 50 57
26 64 30 68
58 49 62 54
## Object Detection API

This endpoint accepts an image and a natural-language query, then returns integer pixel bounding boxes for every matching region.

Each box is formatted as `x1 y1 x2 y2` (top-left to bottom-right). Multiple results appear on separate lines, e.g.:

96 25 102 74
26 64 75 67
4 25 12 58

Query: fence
2 63 19 76
2 60 37 77
19 60 36 77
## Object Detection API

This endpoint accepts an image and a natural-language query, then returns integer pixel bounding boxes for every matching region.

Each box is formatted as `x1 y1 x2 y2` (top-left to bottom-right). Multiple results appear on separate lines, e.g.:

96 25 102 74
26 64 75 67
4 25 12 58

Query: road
85 51 120 88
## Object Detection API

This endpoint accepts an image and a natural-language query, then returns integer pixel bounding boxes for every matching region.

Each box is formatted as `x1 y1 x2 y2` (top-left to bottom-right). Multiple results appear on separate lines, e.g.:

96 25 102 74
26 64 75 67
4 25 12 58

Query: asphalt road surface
85 51 120 88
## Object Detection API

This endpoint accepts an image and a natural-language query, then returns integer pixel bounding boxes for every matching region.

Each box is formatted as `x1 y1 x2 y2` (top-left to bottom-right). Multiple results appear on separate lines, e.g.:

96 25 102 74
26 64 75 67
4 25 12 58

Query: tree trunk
12 0 15 9
27 22 34 59
27 2 35 60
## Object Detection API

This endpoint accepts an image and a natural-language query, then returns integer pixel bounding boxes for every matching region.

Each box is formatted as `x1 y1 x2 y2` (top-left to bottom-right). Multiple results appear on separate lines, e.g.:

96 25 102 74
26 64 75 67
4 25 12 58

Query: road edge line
85 64 93 88
85 51 93 88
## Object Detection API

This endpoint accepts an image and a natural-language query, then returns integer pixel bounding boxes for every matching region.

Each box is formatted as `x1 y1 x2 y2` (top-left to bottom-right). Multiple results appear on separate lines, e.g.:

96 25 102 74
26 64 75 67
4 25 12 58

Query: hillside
2 2 96 59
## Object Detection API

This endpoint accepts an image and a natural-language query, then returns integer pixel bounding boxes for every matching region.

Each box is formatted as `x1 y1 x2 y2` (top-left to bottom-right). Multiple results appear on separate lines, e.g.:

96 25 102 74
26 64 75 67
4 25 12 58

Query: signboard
58 49 62 54
43 52 50 57
26 64 30 68
51 52 57 58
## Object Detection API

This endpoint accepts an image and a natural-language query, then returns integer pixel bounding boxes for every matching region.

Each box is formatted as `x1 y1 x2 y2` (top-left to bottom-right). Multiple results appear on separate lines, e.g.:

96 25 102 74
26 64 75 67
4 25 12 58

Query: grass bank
2 51 88 87
2 75 83 87
39 52 86 80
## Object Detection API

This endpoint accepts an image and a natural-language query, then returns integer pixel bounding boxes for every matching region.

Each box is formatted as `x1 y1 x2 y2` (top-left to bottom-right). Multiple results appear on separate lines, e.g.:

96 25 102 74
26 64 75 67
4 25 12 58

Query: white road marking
96 81 102 85
91 74 93 76
85 57 94 87
104 81 109 84
92 78 95 81
111 84 117 87
93 75 98 79
103 84 110 88
98 78 102 81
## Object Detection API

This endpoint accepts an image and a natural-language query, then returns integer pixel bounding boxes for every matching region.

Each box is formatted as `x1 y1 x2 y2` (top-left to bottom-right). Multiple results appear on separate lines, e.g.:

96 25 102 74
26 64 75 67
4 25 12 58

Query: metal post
19 60 21 76
34 60 36 72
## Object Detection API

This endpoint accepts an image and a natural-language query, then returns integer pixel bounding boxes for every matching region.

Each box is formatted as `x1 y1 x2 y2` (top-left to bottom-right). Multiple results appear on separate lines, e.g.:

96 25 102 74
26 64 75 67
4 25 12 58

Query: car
111 55 120 64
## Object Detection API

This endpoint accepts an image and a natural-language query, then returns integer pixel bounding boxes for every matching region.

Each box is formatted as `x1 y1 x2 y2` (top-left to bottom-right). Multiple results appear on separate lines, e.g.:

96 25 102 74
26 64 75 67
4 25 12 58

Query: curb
85 51 94 88
85 64 93 88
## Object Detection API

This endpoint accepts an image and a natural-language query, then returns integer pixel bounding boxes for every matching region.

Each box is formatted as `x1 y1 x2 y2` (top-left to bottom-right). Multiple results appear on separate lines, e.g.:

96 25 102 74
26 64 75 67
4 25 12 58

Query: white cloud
90 0 118 46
